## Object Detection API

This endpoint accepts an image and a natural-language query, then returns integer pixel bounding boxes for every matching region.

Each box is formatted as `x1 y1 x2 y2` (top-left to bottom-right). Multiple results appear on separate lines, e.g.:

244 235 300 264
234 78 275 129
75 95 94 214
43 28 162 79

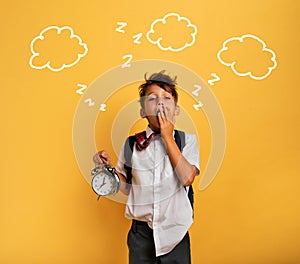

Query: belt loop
132 220 137 233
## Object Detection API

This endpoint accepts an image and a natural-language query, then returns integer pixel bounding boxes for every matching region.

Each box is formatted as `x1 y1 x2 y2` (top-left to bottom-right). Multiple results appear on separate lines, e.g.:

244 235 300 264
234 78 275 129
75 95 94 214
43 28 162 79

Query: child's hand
93 150 111 166
157 105 175 141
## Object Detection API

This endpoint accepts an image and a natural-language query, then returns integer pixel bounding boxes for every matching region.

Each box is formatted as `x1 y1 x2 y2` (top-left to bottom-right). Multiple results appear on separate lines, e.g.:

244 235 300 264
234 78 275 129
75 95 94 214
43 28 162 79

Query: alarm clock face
91 172 115 196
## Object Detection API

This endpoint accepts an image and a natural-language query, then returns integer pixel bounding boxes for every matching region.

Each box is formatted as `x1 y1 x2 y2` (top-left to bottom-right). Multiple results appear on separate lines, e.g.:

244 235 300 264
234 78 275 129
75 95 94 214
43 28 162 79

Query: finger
99 151 108 158
93 151 108 165
93 154 101 164
162 105 167 117
157 111 164 125
157 112 161 127
162 106 170 123
159 107 167 121
100 151 111 165
99 150 108 158
103 158 111 165
94 160 102 166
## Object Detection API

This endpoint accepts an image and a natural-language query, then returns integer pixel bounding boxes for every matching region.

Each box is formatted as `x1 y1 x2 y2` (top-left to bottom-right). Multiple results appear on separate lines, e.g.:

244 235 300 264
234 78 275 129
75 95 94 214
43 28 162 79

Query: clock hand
96 181 107 191
99 178 107 188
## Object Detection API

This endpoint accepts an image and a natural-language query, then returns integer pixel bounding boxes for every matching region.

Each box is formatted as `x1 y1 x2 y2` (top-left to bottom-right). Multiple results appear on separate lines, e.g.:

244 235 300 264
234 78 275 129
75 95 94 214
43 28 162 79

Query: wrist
163 136 176 148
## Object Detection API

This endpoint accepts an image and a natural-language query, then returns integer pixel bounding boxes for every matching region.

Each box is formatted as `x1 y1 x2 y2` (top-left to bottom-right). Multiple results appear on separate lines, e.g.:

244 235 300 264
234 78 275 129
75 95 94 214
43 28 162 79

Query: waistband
131 219 151 233
132 219 149 226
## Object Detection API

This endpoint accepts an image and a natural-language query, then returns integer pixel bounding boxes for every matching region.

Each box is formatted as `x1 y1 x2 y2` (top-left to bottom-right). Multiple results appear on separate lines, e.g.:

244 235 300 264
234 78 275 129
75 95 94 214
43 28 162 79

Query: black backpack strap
174 130 185 152
124 135 136 186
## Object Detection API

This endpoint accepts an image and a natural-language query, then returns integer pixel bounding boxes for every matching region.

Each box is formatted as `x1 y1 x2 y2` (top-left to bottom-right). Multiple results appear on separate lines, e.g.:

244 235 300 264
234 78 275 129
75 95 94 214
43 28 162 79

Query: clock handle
107 167 114 173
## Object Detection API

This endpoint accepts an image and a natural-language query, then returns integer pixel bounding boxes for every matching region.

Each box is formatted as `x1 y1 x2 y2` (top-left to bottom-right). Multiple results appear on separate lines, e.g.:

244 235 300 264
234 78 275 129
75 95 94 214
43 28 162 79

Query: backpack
123 130 194 210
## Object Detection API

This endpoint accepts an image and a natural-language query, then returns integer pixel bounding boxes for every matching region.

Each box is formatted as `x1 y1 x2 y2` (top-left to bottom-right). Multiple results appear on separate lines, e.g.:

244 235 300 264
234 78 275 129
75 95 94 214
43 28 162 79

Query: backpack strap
174 130 185 152
124 135 136 187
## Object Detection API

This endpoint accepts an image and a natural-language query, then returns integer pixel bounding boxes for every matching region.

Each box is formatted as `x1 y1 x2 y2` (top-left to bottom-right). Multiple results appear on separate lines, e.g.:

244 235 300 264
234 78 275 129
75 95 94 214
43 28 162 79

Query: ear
175 105 180 116
140 108 147 118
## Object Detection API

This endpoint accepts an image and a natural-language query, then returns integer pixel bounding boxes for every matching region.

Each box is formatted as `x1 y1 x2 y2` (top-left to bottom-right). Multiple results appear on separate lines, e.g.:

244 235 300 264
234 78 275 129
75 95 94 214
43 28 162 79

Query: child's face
140 84 179 132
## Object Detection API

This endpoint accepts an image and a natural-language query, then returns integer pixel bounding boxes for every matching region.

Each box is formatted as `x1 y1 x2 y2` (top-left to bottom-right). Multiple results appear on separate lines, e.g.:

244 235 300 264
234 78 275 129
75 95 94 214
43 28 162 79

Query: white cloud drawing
29 26 88 72
146 13 198 52
217 34 277 80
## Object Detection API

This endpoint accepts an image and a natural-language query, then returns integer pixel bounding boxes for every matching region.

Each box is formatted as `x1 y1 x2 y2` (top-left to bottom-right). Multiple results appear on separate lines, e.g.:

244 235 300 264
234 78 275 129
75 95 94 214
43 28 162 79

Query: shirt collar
146 126 155 138
145 126 175 138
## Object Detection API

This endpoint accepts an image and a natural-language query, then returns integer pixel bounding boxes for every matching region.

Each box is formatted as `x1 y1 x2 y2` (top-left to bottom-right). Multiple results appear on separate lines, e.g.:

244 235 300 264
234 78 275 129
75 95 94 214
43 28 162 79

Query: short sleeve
116 143 127 178
181 133 200 175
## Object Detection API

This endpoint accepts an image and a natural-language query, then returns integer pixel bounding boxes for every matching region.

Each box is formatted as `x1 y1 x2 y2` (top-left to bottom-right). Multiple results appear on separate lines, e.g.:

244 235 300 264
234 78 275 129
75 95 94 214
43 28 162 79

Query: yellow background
1 0 299 263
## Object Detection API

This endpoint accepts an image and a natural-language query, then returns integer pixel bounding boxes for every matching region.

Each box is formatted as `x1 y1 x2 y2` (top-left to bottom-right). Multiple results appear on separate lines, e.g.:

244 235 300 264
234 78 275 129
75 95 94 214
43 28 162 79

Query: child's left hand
157 105 175 141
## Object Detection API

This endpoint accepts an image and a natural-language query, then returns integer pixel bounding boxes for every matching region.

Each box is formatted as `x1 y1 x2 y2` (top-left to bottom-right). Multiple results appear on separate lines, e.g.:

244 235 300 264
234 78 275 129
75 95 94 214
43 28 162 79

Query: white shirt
116 126 200 256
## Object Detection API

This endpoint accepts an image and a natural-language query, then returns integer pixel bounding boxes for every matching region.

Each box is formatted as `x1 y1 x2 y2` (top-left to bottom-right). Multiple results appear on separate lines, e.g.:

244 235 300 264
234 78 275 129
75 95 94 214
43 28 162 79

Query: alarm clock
91 166 120 199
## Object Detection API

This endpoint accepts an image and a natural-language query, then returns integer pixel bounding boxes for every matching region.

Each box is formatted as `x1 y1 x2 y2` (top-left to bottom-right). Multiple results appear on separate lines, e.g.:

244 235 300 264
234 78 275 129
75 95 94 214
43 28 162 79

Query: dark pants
127 220 191 264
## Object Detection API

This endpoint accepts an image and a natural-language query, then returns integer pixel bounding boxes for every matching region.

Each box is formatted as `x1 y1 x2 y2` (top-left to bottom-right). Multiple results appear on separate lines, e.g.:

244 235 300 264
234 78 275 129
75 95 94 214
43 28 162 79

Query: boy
93 71 200 263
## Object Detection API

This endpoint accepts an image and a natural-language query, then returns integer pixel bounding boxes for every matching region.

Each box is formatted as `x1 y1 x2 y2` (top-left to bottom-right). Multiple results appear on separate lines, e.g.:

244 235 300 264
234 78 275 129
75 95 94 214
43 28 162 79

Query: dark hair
138 70 178 107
